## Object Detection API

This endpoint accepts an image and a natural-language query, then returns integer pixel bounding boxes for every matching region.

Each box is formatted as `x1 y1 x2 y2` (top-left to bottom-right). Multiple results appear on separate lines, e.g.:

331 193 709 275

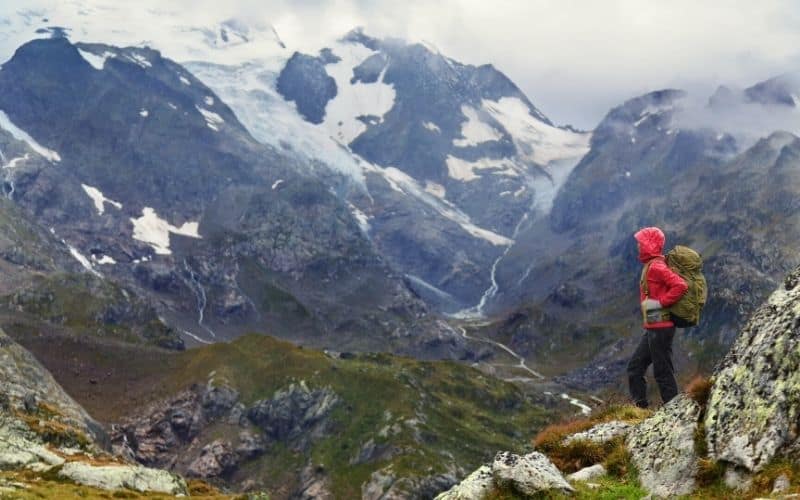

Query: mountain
470 82 800 389
0 35 466 359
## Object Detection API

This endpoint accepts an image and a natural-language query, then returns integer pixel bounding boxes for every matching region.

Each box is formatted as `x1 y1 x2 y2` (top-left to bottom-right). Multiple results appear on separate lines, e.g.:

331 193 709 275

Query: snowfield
130 207 201 255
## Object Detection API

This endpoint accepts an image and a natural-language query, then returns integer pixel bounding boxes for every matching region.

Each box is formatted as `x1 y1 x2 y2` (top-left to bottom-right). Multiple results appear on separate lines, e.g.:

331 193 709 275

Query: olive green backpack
665 246 707 327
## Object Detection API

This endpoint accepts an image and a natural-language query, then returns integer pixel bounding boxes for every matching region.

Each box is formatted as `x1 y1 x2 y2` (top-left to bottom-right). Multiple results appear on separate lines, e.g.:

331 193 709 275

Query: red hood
634 227 665 263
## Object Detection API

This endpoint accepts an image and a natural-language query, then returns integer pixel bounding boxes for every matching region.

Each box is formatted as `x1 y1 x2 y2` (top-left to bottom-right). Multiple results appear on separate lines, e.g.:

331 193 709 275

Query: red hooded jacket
635 227 688 329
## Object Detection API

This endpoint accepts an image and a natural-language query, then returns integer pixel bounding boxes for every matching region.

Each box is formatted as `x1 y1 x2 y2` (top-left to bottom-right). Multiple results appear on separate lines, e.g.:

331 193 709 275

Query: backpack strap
639 257 663 298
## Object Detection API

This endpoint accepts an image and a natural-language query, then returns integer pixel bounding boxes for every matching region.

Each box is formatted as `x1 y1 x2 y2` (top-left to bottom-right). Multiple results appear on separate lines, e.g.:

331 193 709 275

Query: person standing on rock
627 227 688 408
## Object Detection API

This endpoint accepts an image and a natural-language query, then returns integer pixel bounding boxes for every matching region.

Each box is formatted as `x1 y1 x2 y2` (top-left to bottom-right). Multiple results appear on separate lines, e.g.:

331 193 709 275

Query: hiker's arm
653 262 688 307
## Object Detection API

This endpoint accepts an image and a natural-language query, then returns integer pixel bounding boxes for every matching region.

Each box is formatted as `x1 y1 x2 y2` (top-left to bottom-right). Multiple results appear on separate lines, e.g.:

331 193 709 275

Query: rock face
112 382 240 468
247 382 339 450
705 265 800 472
626 394 700 497
491 451 574 496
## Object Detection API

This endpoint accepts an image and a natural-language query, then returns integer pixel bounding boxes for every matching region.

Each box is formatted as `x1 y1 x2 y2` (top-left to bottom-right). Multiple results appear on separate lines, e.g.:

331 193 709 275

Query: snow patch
139 109 149 117
0 110 61 162
66 243 101 277
180 75 191 85
130 207 201 255
423 121 441 133
77 48 114 70
167 102 178 110
2 153 30 169
196 106 224 131
81 184 122 215
271 179 284 190
126 52 151 68
445 155 520 182
453 105 502 147
204 96 214 106
91 254 117 265
482 97 590 166
321 42 396 144
347 202 371 234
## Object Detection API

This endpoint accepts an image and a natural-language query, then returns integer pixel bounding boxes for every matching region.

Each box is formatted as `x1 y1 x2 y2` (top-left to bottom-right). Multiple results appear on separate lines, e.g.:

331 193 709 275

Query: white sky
3 0 800 128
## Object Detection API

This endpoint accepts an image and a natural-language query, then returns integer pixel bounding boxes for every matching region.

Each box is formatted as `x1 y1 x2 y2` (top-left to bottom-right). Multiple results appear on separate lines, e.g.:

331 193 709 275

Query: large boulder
59 461 188 495
626 394 700 497
704 265 800 471
491 451 574 496
187 439 239 478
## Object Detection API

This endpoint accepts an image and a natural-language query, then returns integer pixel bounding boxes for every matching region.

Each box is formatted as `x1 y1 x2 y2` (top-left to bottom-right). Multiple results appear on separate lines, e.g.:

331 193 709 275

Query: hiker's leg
649 327 678 404
627 332 652 408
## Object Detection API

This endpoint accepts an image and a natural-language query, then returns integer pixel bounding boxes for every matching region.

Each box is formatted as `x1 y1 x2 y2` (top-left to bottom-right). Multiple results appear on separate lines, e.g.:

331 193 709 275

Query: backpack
664 245 707 327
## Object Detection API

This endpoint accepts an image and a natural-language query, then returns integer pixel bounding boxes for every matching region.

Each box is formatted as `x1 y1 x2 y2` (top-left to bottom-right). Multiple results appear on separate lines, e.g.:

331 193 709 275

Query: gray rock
362 468 396 500
491 451 574 496
773 473 791 494
247 382 339 448
294 463 333 500
0 329 100 442
236 430 267 459
563 420 632 445
59 461 188 495
705 267 800 472
186 439 239 478
568 463 606 482
723 466 753 491
626 394 700 498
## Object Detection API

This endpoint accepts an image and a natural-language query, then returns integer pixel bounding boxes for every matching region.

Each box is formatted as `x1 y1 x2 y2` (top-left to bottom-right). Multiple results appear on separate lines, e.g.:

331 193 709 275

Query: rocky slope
12 330 555 499
439 262 800 498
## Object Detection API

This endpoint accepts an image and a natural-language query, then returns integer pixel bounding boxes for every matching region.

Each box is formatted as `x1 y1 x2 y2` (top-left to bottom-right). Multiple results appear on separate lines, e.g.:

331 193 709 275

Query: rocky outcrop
59 462 188 495
0 328 101 442
294 463 333 500
247 382 339 450
563 420 631 445
434 465 493 500
704 265 800 472
111 381 240 468
187 439 239 479
491 451 574 496
626 394 700 497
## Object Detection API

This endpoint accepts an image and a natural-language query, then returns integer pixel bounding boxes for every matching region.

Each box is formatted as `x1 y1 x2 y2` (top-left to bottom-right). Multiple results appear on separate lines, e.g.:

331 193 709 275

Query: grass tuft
685 375 713 408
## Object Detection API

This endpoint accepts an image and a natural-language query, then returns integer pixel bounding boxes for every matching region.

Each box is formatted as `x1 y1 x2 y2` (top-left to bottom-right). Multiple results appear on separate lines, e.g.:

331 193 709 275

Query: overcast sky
5 1 800 128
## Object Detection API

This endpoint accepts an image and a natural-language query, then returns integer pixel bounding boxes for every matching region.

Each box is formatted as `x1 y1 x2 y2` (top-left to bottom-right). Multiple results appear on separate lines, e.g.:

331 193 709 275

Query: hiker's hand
642 298 662 310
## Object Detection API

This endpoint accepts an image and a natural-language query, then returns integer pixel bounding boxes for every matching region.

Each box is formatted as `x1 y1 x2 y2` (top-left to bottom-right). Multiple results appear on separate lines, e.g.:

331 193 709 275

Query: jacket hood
634 227 665 263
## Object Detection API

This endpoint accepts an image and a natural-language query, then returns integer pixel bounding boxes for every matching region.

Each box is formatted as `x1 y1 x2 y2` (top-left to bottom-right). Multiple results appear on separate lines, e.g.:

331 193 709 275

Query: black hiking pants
627 327 678 408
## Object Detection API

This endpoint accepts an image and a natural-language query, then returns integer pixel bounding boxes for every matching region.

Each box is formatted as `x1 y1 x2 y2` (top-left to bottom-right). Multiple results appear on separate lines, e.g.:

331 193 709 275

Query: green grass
111 333 554 499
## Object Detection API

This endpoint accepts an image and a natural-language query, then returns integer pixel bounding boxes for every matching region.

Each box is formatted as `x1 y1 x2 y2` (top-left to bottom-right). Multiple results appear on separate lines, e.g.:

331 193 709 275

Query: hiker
627 226 688 408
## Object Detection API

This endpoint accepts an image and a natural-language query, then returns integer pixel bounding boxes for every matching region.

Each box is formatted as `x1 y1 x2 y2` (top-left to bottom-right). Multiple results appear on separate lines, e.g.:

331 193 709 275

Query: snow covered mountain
0 3 592 316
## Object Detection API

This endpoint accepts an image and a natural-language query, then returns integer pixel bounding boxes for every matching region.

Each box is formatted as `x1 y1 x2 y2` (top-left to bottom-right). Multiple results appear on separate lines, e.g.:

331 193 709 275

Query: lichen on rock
626 394 700 497
704 265 800 472
491 451 574 496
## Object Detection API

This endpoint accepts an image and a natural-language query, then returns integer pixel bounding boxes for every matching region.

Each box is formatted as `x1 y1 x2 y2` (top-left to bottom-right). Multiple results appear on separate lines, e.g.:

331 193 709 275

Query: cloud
2 0 800 129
